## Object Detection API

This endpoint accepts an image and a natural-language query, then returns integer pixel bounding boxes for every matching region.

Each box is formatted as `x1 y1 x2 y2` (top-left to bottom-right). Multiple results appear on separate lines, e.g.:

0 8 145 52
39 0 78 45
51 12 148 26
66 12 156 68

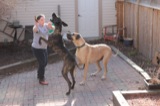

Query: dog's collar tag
76 43 85 49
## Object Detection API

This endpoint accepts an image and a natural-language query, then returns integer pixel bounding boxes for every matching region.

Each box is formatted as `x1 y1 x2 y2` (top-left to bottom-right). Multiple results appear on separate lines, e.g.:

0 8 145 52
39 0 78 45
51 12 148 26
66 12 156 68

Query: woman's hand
34 16 39 29
35 21 39 28
47 22 55 30
33 17 39 33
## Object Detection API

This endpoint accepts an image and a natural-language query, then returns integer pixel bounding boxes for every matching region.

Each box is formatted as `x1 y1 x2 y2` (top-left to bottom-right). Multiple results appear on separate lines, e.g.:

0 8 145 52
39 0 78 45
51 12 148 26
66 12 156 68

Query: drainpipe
135 0 140 50
58 5 61 17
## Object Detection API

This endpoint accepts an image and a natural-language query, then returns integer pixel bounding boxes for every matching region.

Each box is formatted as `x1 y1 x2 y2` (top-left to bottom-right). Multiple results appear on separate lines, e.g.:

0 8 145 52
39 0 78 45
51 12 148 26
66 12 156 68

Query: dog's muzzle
67 33 73 40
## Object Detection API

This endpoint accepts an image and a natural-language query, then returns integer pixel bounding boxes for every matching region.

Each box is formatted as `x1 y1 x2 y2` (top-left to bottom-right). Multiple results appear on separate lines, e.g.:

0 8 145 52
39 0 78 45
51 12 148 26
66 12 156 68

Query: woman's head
35 14 45 26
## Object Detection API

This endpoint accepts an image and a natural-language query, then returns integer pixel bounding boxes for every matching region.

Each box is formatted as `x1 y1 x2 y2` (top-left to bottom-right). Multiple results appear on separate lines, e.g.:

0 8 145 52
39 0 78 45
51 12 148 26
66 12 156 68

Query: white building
0 0 116 42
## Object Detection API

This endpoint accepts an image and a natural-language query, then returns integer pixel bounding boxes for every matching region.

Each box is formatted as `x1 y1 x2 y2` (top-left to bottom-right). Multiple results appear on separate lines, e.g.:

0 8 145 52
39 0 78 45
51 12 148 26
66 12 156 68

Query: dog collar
76 43 85 49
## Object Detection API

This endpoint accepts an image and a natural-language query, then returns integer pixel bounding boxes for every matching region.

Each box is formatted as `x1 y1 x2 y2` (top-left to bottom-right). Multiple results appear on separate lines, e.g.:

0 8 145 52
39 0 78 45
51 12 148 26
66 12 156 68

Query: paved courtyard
0 55 145 106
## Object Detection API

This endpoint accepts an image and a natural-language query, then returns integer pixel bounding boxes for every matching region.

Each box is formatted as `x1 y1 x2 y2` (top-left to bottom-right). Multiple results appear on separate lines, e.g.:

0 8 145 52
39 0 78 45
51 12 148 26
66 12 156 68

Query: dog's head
67 32 85 46
50 13 68 33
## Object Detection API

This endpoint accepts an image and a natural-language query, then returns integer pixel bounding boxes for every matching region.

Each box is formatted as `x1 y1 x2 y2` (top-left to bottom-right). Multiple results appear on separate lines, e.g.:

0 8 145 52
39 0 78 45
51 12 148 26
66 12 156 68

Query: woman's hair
35 14 45 22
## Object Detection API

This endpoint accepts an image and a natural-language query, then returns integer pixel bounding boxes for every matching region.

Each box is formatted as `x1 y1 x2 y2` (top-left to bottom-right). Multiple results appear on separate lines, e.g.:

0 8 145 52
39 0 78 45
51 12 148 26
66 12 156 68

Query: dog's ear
76 34 81 40
62 21 68 27
52 13 57 18
50 13 57 23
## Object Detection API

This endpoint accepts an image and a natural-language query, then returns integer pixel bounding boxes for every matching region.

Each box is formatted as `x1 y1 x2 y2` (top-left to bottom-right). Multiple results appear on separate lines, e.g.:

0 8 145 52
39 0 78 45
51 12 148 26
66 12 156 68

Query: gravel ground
126 93 160 106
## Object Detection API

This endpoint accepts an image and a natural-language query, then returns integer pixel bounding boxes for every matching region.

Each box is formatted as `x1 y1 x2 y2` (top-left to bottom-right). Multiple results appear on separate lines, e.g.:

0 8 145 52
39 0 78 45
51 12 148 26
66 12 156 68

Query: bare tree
0 0 17 19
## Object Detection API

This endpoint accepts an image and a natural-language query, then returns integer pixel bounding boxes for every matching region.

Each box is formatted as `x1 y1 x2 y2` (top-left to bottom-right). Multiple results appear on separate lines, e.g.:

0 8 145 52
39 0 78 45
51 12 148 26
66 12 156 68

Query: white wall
0 0 76 42
8 0 117 31
7 0 76 32
0 0 117 42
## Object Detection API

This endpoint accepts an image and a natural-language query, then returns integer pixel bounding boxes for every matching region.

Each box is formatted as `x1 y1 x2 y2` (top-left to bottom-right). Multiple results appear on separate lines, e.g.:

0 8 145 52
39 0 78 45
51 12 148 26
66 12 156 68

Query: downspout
135 0 140 50
99 0 102 37
123 0 125 37
151 2 154 59
75 0 78 32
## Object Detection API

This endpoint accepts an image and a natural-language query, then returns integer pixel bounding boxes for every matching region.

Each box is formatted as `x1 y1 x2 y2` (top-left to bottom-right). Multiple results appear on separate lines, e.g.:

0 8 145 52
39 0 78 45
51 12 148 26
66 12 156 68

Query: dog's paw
39 41 42 45
71 85 75 89
79 81 85 85
90 73 96 77
66 91 70 95
101 76 106 80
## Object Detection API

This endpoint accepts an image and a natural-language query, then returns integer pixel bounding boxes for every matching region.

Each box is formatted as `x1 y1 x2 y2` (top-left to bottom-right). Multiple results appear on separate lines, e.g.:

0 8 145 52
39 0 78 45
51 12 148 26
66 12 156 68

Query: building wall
0 0 76 42
9 0 76 32
0 0 117 42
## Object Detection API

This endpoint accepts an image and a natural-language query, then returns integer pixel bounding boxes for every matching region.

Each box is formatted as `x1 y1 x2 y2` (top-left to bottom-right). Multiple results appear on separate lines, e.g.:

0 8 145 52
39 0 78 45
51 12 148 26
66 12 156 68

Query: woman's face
38 16 45 26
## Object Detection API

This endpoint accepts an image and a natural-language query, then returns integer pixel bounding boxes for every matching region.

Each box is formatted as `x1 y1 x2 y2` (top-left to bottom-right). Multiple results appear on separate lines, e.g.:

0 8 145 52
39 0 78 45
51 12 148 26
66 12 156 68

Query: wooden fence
116 1 124 36
123 2 160 59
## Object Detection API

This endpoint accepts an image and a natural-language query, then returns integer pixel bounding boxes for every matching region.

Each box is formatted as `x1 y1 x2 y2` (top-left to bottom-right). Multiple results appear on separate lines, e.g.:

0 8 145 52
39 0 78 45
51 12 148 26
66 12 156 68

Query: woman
32 14 55 85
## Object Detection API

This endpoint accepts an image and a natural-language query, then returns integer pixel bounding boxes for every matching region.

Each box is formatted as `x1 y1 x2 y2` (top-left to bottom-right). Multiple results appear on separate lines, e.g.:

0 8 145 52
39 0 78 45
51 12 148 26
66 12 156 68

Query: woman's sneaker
39 80 48 85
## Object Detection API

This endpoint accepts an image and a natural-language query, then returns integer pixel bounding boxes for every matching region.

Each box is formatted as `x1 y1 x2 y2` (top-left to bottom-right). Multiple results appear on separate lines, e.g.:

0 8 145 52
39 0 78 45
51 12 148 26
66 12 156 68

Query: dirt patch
0 38 158 77
0 41 33 67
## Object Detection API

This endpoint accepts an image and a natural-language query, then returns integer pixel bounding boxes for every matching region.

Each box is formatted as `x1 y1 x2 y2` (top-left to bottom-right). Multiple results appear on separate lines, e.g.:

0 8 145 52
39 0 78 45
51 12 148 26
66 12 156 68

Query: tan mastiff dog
67 32 112 85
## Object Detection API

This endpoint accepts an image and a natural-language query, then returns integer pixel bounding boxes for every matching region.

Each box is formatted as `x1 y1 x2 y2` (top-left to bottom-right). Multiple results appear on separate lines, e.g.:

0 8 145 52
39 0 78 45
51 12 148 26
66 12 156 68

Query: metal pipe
58 5 61 17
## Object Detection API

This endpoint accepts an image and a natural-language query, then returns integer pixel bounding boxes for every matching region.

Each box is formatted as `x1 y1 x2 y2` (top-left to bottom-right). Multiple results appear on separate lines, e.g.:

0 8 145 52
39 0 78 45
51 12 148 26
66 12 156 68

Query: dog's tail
112 48 119 57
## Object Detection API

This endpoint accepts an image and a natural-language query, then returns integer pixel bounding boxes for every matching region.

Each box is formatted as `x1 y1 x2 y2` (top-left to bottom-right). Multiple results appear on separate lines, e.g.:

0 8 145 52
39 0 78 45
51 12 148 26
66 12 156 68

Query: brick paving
0 55 145 106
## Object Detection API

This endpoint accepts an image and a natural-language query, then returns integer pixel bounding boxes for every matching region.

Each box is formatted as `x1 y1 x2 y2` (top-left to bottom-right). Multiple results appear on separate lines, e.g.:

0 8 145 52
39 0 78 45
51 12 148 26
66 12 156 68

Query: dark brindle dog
39 13 82 95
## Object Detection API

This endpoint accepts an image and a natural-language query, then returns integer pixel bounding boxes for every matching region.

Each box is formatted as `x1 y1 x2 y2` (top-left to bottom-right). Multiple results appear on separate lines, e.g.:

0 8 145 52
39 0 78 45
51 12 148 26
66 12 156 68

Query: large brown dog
67 32 112 85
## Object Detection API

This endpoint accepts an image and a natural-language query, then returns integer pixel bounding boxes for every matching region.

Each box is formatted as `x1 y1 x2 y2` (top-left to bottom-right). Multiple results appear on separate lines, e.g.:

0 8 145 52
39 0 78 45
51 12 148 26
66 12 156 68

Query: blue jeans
32 47 48 81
